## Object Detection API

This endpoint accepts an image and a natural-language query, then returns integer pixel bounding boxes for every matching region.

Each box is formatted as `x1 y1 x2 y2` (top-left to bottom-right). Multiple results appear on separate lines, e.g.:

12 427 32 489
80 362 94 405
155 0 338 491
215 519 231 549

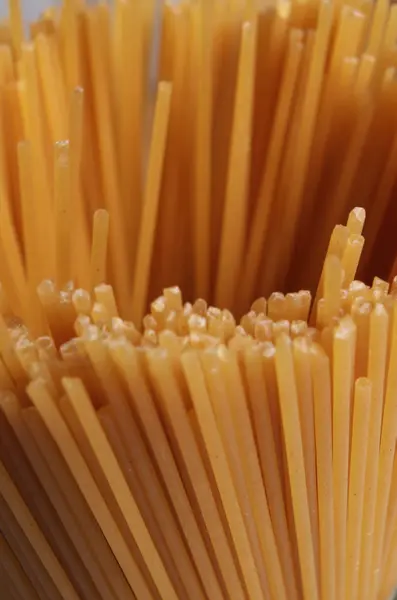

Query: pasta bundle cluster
0 1 397 600
0 208 397 600
0 0 397 324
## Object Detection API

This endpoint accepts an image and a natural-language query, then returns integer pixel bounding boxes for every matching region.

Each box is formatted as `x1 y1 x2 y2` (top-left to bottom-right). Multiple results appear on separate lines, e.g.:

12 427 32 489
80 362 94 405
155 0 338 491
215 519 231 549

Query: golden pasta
0 0 396 599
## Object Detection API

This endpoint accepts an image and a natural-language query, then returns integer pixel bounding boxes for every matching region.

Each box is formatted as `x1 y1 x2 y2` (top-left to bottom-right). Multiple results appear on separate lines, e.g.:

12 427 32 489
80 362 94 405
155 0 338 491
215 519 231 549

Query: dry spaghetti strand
346 378 372 600
192 0 212 299
8 0 23 60
215 18 257 309
132 82 172 325
90 209 110 291
333 316 356 600
311 344 335 600
54 141 71 288
275 334 319 600
370 300 397 598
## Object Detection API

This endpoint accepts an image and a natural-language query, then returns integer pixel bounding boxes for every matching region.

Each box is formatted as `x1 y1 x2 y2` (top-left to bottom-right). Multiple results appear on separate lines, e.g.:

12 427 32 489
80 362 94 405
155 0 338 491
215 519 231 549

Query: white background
0 1 56 21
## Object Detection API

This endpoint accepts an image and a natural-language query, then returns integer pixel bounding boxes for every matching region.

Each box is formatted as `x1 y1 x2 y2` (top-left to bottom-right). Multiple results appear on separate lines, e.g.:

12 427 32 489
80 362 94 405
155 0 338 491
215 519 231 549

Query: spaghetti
0 1 396 600
0 208 396 599
0 0 395 322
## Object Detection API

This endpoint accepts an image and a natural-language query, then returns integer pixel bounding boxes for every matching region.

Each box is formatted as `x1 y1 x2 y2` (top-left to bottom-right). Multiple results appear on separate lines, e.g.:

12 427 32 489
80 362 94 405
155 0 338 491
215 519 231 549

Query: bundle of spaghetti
0 207 396 600
1 0 397 329
0 1 397 600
